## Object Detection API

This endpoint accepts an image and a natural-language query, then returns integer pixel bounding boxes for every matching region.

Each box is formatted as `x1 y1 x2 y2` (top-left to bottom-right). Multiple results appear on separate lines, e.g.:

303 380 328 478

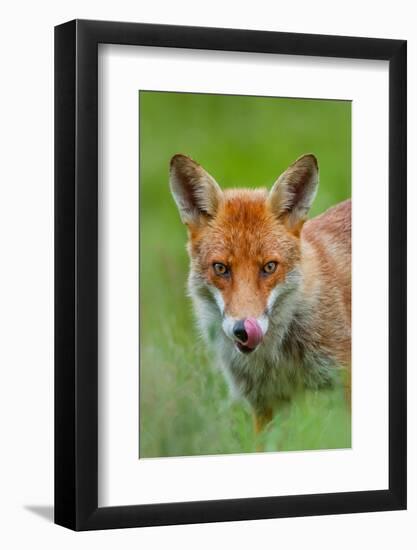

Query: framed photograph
55 19 406 530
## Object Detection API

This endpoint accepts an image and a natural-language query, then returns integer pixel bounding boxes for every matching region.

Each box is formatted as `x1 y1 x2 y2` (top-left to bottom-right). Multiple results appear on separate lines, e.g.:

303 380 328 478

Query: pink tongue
243 318 263 349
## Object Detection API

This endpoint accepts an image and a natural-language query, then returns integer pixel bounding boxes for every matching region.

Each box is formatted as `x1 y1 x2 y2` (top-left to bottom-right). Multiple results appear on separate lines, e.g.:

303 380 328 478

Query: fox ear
269 154 319 229
169 154 223 225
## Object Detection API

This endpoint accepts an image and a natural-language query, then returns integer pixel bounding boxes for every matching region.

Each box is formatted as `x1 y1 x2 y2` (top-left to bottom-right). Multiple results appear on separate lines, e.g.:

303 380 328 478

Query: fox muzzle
232 317 264 353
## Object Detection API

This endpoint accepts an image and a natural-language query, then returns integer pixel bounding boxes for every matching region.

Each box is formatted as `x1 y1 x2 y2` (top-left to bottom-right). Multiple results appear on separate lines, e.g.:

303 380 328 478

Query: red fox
169 153 351 435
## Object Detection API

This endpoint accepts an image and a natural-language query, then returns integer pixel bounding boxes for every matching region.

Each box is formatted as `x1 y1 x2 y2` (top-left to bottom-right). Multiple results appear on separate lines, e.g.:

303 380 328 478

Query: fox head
169 153 318 354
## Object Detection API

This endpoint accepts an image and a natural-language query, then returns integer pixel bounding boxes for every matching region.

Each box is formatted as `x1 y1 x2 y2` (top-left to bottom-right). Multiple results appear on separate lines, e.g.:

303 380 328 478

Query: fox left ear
268 154 319 230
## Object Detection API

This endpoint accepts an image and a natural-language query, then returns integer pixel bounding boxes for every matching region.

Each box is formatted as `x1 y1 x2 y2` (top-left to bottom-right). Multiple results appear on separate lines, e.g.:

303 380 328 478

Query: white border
98 44 389 506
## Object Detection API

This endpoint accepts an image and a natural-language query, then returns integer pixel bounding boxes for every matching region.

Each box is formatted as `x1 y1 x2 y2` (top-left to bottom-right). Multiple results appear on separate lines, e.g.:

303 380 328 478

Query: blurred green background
139 91 351 458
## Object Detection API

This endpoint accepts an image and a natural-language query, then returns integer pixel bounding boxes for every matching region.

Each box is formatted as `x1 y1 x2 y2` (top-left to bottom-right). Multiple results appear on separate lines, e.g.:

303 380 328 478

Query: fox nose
232 317 264 351
233 320 248 343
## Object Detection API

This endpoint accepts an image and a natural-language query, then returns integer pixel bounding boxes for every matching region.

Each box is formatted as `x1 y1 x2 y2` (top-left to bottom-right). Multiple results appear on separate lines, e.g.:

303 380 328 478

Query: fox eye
213 262 229 277
262 261 278 275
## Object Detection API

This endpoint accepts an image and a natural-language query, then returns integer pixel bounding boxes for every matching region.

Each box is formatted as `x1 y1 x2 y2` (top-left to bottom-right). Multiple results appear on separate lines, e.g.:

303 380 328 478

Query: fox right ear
169 154 223 226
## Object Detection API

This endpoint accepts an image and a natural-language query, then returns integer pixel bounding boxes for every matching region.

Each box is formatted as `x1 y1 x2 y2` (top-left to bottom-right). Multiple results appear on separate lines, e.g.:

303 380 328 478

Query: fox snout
219 315 267 354
232 318 264 354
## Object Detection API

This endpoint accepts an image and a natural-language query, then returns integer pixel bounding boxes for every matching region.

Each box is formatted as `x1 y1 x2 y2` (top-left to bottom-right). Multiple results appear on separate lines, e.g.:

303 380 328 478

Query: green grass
139 91 351 458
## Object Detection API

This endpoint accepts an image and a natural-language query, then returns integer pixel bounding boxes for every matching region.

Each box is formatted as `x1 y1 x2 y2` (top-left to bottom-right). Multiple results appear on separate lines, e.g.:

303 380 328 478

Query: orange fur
301 200 351 365
188 189 301 320
169 154 351 439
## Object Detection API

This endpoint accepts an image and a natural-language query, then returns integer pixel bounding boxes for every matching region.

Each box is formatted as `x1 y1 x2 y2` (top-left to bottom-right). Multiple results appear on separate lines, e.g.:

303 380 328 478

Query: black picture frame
55 19 407 531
